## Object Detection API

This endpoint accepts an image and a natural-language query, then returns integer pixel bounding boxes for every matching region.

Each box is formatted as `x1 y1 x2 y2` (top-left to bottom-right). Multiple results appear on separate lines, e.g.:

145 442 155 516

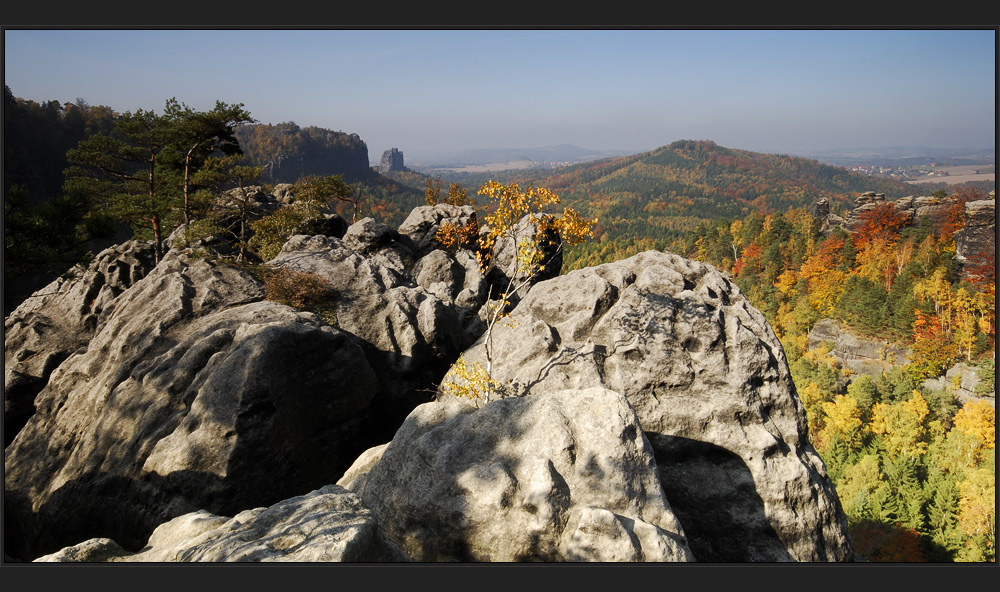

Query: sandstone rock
438 251 854 561
833 192 954 235
342 217 401 255
4 240 157 445
955 198 995 265
33 538 131 563
4 250 380 560
807 317 911 378
814 198 831 219
268 228 489 433
272 183 296 204
397 203 478 256
337 443 389 493
379 147 405 174
36 485 407 562
360 387 694 562
923 362 996 408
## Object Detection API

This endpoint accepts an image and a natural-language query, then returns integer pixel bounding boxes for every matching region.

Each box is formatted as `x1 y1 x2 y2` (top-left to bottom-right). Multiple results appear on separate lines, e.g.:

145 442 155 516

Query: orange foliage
736 242 762 277
436 219 480 251
939 186 987 239
854 203 910 251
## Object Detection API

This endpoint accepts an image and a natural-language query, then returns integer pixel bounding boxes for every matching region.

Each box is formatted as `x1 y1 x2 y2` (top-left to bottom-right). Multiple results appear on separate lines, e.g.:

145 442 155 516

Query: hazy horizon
4 29 996 164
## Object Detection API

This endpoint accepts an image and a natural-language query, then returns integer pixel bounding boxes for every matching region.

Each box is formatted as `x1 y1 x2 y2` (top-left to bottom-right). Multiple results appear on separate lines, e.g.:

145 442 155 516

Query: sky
3 28 996 164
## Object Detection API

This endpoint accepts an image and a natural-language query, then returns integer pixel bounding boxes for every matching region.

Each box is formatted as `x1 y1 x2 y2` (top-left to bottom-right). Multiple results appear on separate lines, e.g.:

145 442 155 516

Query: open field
906 164 995 186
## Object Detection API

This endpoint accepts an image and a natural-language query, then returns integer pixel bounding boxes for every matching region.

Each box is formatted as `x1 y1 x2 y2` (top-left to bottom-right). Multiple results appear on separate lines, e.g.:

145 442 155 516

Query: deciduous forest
667 192 995 561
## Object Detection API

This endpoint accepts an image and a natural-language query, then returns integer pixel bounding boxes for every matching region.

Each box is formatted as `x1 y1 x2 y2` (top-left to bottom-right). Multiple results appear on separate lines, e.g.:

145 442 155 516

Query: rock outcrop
36 485 406 562
5 196 856 563
920 363 995 407
833 191 952 232
807 317 911 378
3 201 512 561
807 317 996 405
350 387 694 562
437 251 854 561
379 148 405 174
267 214 489 432
4 240 157 446
4 249 383 559
955 198 996 265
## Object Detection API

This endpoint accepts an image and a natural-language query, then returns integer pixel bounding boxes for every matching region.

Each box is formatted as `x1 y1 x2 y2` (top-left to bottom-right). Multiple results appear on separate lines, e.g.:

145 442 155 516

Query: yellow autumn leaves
438 181 596 406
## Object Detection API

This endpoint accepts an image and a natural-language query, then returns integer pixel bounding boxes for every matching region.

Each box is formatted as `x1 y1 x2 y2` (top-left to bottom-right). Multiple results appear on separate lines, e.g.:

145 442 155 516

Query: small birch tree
439 180 595 405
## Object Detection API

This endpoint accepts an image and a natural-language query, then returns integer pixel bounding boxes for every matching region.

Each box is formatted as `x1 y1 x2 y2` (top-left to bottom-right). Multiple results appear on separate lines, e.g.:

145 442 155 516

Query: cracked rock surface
438 251 853 561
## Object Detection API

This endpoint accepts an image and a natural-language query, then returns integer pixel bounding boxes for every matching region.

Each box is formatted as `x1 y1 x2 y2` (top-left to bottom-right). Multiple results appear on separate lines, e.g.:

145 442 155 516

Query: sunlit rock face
357 387 695 562
438 250 854 561
35 485 407 563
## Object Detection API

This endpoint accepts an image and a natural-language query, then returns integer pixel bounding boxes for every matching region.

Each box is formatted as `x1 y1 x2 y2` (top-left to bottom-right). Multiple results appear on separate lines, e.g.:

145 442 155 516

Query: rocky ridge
819 192 996 276
808 317 996 407
5 190 855 562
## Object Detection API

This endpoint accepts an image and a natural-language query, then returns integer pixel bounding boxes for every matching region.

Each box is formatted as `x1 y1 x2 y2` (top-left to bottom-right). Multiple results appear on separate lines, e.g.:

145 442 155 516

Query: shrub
263 267 338 326
248 206 322 261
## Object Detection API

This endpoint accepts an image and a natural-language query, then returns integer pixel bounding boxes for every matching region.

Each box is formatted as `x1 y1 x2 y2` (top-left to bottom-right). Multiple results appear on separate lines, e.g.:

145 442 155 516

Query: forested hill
234 122 372 184
435 139 914 249
549 139 913 213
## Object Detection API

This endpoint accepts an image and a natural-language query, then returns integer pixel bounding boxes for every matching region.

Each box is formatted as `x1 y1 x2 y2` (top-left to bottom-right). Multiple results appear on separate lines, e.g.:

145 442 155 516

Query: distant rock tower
379 148 405 174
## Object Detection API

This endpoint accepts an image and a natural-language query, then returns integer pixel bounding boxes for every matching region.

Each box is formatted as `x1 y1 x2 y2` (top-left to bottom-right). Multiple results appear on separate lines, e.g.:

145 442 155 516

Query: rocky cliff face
350 387 695 561
234 124 371 184
808 317 996 406
819 191 995 283
823 191 955 234
4 240 157 446
5 196 854 562
955 197 996 266
35 485 407 562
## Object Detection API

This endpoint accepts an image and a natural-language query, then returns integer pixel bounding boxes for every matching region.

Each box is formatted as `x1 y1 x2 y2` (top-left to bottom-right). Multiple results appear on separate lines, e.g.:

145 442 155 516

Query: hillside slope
435 140 913 253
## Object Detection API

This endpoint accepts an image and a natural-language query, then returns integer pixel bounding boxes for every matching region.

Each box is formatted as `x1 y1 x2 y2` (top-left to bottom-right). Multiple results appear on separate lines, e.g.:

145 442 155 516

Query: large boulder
268 213 491 433
4 250 379 560
354 386 694 562
4 240 156 446
438 250 854 562
397 204 478 256
35 485 406 563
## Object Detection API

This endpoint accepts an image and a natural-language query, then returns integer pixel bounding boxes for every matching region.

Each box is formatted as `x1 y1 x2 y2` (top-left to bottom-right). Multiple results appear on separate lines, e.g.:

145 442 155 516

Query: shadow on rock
649 433 793 562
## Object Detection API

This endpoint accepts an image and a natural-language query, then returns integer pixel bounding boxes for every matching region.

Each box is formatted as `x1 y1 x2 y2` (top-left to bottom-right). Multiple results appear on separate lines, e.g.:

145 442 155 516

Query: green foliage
4 85 116 202
835 275 889 335
294 174 361 222
247 203 323 262
62 97 256 262
3 184 116 304
175 217 225 250
974 359 995 397
160 98 255 224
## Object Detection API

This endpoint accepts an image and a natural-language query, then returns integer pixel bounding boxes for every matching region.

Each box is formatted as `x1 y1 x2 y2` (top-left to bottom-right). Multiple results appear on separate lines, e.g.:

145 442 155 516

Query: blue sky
3 28 996 164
